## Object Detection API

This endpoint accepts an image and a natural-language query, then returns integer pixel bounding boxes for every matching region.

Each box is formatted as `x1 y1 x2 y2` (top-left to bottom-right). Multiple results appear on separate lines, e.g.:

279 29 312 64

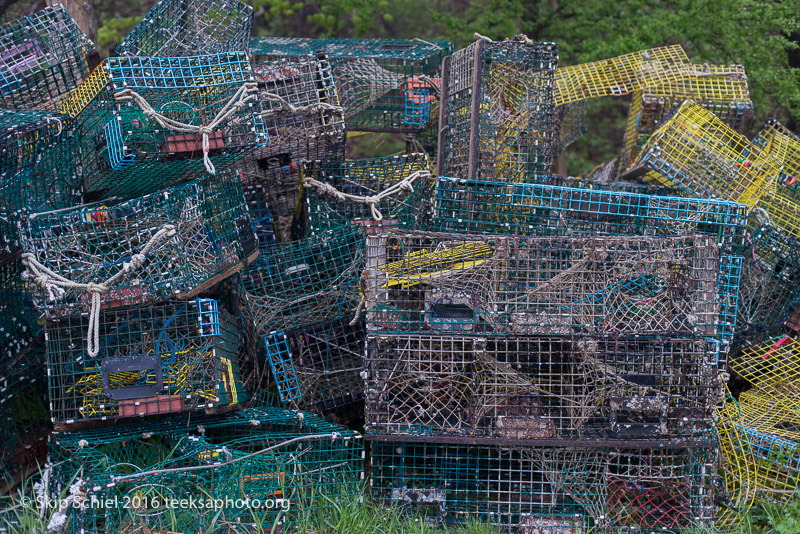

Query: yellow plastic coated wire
716 391 757 526
59 62 109 117
754 120 800 238
731 334 800 398
380 242 493 288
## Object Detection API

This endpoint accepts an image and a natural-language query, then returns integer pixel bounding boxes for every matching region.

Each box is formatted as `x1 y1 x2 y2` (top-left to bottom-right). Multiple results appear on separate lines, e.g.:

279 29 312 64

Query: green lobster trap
250 37 452 133
49 407 362 533
240 222 364 335
114 0 253 57
304 153 433 235
263 317 365 423
364 232 732 343
45 298 247 426
370 439 716 533
437 35 559 182
241 167 303 246
735 223 800 345
0 4 98 110
62 52 265 201
0 250 41 362
20 173 258 320
555 100 587 154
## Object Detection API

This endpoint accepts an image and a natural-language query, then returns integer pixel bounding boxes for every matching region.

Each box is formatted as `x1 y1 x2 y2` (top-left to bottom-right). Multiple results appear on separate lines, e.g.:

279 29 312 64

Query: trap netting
364 232 729 341
370 439 716 532
752 119 800 239
721 389 800 503
20 174 258 319
62 52 266 201
364 334 721 443
623 100 780 207
437 35 559 182
0 4 98 110
554 100 587 154
250 37 452 132
49 407 362 533
304 153 433 235
114 0 253 57
620 63 753 171
240 166 303 246
0 342 49 489
554 45 690 107
240 222 364 335
263 318 365 423
0 251 41 362
45 298 247 426
734 223 800 345
715 396 758 527
730 334 800 399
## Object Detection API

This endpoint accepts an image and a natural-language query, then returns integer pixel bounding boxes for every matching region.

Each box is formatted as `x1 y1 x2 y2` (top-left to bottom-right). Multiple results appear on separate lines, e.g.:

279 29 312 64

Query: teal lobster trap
45 298 247 426
364 232 735 344
263 317 364 424
304 153 433 235
63 52 266 201
437 36 559 182
370 439 717 533
0 250 41 362
0 4 98 110
250 37 452 133
364 334 721 444
240 222 364 335
49 407 362 533
20 173 258 319
113 0 253 57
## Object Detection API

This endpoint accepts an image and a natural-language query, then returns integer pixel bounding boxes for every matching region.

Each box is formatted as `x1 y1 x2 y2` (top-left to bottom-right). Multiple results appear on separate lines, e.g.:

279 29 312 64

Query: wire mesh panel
0 4 98 110
250 37 452 132
240 166 303 246
620 64 752 171
0 251 41 362
752 119 800 239
370 439 716 532
715 397 758 527
45 298 247 425
114 0 252 57
50 407 362 533
264 318 365 423
364 232 730 343
554 45 690 106
21 174 258 317
623 100 780 207
365 334 721 442
554 101 587 154
64 53 265 200
730 334 800 398
241 222 364 335
735 223 800 344
305 153 433 235
437 36 559 182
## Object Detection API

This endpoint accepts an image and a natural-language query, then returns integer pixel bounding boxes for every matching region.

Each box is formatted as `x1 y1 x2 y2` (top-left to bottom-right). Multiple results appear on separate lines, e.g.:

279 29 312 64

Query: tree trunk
47 0 97 45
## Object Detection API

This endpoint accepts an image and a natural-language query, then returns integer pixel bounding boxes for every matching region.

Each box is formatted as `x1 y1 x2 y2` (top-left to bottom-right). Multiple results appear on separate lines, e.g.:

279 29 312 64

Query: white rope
258 90 344 118
303 169 430 221
115 83 260 175
473 33 534 45
22 224 177 357
749 206 772 226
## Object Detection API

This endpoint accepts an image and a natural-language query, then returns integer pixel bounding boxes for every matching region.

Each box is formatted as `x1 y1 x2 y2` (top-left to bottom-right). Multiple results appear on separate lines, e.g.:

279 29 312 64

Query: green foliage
96 15 142 55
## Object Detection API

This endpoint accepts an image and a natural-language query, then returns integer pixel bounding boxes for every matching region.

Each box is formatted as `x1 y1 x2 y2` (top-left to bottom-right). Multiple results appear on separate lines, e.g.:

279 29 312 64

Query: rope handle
22 224 177 357
302 168 431 221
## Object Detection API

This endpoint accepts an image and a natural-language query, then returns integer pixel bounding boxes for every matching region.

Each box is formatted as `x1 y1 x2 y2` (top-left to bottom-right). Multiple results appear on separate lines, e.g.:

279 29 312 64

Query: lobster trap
304 153 433 235
263 317 365 423
752 119 800 239
437 36 559 182
555 101 587 154
20 174 258 318
370 439 716 532
364 232 734 343
620 63 752 171
45 298 247 426
365 334 721 443
621 100 780 207
734 223 800 344
730 334 800 398
250 37 452 132
63 52 265 201
114 0 253 57
240 222 364 335
720 389 800 503
49 407 362 533
554 45 690 107
0 251 41 362
0 4 98 110
240 166 303 246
